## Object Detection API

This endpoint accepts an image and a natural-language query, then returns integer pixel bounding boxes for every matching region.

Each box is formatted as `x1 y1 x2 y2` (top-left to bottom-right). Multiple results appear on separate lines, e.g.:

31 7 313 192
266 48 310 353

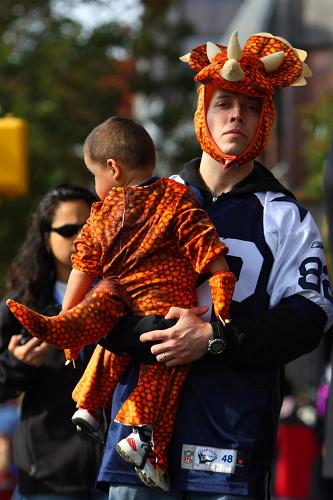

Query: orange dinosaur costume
7 177 235 472
179 31 311 169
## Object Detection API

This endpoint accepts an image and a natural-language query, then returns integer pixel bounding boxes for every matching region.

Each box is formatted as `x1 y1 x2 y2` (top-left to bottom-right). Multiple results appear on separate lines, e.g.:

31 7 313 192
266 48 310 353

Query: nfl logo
184 450 194 464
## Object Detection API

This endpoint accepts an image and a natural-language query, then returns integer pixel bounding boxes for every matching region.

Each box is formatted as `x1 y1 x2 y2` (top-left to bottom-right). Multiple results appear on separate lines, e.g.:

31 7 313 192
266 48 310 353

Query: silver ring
163 352 166 362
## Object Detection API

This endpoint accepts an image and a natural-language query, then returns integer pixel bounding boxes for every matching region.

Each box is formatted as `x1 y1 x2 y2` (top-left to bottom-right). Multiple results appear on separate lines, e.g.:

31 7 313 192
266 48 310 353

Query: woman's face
47 199 91 283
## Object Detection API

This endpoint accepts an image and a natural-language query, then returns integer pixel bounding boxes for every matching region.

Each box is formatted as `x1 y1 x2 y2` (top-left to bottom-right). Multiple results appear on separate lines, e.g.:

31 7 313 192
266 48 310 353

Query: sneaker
116 428 150 468
135 450 170 492
72 408 105 443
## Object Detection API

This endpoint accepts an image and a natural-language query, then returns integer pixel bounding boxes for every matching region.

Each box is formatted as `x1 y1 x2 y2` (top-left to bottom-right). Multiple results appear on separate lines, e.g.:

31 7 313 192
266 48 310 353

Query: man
97 32 333 499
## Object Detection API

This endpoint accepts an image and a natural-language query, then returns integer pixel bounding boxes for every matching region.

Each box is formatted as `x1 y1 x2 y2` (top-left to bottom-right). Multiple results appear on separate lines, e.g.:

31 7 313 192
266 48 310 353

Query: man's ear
107 158 121 181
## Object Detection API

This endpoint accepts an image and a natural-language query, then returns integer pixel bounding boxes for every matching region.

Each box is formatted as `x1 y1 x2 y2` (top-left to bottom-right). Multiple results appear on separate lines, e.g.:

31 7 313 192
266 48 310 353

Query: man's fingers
164 305 209 320
151 340 174 356
189 305 209 316
140 330 165 343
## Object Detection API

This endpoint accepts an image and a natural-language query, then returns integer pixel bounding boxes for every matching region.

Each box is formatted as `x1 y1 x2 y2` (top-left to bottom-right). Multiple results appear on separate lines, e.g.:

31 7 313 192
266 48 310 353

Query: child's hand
8 334 48 367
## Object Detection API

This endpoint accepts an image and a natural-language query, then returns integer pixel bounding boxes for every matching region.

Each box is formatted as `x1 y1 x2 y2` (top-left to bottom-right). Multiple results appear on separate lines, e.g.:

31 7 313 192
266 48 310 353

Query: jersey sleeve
262 192 333 332
172 186 228 274
71 201 103 277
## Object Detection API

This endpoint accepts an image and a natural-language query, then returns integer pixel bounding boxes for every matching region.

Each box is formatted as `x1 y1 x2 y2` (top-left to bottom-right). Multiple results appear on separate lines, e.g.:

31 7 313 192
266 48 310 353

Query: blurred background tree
300 92 333 201
0 0 196 290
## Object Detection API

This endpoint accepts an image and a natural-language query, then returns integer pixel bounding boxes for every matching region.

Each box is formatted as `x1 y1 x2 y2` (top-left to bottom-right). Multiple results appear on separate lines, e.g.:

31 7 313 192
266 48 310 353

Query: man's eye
248 102 261 112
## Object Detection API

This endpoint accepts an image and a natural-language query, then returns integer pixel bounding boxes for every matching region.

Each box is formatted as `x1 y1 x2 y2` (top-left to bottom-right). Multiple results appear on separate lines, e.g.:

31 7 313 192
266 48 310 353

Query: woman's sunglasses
50 224 84 238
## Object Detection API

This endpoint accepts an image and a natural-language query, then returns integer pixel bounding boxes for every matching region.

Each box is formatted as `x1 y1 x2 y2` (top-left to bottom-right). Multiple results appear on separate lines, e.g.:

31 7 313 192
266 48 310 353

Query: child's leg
208 271 236 320
6 277 128 350
72 345 132 410
115 363 190 471
72 346 132 441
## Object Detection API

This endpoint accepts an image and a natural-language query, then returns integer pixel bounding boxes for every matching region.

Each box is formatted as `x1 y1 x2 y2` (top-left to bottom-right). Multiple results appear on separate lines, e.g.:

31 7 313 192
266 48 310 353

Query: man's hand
8 335 48 367
140 306 212 366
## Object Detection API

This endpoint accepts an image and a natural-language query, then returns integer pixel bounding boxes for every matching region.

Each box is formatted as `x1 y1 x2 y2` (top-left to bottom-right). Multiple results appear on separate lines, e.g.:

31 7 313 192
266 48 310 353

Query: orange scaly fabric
7 177 235 472
182 32 311 168
8 178 227 348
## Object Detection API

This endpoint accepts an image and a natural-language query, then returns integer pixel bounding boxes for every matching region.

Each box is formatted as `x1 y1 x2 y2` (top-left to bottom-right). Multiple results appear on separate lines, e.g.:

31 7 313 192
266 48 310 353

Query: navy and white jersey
97 160 333 499
171 169 333 328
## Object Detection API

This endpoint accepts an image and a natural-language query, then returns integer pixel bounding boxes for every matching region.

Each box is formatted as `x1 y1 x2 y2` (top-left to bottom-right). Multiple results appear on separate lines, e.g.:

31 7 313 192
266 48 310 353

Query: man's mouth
224 129 245 137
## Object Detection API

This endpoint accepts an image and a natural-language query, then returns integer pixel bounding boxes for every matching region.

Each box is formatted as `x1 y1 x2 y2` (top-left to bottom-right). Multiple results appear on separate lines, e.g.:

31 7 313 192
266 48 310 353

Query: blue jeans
108 485 255 499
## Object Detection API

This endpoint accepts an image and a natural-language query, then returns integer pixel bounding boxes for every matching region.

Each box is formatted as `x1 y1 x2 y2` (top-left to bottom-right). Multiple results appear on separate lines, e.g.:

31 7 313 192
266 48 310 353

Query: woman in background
0 183 107 500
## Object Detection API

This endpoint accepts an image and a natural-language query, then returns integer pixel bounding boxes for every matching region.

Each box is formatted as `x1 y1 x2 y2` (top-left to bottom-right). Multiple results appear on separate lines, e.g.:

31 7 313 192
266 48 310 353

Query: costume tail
208 271 236 320
6 277 128 351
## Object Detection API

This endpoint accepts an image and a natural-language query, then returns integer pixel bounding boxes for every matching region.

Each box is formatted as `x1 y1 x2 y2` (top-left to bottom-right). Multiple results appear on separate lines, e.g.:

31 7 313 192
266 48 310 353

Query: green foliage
0 0 132 288
300 92 333 201
131 0 199 174
0 0 197 290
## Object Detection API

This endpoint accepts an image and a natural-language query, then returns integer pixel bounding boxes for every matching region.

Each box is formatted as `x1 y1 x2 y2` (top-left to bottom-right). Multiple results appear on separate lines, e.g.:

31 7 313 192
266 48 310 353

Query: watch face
208 338 225 355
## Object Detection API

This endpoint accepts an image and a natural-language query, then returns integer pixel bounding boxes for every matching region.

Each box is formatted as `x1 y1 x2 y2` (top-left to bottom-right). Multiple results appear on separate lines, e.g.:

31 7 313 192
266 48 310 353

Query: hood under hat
180 32 312 168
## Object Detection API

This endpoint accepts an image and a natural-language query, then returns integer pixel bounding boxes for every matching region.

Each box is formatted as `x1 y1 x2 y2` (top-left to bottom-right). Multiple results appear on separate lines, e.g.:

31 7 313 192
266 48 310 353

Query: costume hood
180 32 312 168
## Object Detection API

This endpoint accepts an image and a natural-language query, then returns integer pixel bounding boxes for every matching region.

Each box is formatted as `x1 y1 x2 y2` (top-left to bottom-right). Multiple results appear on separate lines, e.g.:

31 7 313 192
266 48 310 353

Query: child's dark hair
83 116 156 170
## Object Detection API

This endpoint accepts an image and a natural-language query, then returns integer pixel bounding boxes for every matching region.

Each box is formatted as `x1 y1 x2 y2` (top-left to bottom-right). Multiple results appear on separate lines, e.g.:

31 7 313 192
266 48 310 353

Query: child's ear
107 158 121 181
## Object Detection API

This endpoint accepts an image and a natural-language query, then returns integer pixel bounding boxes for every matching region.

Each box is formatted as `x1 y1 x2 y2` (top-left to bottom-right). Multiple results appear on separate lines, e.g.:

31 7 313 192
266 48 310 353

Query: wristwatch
207 318 229 355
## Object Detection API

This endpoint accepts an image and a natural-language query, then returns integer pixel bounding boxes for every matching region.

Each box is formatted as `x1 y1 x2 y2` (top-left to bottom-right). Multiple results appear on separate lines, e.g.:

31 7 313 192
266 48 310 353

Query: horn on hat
260 51 285 74
227 31 243 61
220 31 244 82
206 42 222 62
179 52 191 62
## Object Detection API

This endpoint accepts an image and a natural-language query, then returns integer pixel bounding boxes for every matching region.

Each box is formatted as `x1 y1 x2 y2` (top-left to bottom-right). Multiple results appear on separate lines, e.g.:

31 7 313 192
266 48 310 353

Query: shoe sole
116 443 145 468
73 417 104 443
135 466 169 492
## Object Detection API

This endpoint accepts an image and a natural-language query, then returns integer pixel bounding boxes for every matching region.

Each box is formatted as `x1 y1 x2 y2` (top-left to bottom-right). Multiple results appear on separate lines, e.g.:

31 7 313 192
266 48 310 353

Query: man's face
206 89 262 156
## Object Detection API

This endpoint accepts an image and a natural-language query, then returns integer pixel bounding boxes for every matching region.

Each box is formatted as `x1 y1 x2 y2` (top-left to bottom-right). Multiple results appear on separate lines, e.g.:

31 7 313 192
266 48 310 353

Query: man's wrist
207 319 225 355
208 318 236 355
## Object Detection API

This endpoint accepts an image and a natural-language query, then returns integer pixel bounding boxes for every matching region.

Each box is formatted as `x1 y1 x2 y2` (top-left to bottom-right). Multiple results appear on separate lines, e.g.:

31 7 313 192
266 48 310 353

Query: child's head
83 116 156 199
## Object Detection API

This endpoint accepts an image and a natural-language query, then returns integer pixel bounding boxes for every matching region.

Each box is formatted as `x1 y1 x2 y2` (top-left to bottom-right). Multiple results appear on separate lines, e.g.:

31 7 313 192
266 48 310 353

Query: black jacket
0 292 104 495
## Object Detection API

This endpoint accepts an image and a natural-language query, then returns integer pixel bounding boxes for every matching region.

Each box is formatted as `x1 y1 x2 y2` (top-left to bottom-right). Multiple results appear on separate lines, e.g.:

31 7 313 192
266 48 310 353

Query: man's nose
230 104 244 122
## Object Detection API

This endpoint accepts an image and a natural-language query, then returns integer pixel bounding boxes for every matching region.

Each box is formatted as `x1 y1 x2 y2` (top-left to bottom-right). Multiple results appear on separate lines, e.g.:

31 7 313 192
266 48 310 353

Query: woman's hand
140 306 212 366
8 335 49 367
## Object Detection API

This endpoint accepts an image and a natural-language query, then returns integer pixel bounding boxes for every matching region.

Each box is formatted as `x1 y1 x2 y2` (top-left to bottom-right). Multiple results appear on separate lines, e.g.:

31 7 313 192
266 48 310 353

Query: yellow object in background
0 115 28 197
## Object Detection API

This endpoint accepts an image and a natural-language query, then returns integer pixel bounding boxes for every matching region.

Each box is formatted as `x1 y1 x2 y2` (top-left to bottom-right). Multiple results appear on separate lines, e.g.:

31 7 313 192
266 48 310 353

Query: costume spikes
290 76 307 86
206 42 222 62
294 48 307 62
302 62 312 77
227 31 242 61
260 51 284 74
291 62 312 86
179 52 191 63
220 59 245 82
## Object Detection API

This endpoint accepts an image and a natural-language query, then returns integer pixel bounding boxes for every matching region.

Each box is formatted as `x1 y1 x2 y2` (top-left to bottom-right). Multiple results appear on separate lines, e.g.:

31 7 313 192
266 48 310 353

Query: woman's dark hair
5 183 97 307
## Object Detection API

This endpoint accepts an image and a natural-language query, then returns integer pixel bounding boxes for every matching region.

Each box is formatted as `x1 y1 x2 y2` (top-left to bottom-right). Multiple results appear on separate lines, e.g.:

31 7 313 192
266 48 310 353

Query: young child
7 116 236 491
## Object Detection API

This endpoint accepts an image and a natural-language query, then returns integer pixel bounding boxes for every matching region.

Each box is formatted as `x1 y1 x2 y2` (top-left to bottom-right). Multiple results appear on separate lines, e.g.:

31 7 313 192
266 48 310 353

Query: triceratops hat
180 31 312 168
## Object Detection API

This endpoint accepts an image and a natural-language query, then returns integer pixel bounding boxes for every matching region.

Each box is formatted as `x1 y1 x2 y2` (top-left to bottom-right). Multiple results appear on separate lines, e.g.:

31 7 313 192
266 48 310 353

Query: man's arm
101 294 324 368
139 299 323 368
